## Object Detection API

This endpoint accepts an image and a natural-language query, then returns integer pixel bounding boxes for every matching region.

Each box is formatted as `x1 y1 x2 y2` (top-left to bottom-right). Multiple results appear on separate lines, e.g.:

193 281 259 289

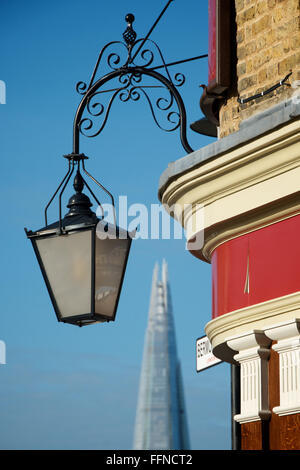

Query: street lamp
25 1 208 326
25 154 133 327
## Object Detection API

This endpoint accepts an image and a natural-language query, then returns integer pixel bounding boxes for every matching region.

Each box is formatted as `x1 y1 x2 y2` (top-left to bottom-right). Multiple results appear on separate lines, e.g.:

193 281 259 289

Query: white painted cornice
159 110 300 262
205 292 300 363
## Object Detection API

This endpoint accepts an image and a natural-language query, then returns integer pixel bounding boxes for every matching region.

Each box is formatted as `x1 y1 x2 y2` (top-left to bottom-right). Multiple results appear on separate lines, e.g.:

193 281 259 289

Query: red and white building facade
159 0 300 450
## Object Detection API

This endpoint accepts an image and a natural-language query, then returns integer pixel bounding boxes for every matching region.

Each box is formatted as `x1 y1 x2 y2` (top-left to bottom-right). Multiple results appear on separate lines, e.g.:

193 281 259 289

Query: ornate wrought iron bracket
44 3 207 229
72 8 207 155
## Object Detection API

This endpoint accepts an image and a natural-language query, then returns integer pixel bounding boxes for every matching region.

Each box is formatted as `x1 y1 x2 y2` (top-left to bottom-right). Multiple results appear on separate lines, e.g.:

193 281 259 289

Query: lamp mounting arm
40 4 209 232
73 66 193 155
72 8 208 156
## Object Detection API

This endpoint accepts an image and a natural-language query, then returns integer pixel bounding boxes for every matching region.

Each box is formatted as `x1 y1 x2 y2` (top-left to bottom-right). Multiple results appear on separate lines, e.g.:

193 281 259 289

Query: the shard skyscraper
133 260 190 450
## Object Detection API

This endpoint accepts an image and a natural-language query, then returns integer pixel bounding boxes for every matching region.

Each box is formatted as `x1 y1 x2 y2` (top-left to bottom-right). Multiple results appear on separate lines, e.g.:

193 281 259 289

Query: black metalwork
38 3 208 235
123 13 137 47
73 8 207 156
25 2 208 328
238 71 292 104
43 153 115 233
42 5 207 230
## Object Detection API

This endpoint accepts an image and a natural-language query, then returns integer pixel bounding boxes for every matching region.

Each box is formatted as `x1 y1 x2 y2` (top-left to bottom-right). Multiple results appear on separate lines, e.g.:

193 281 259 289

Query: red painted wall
208 0 216 84
212 215 300 318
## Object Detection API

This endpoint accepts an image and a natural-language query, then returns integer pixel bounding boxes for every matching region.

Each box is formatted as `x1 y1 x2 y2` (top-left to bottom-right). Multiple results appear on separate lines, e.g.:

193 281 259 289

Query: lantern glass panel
95 235 131 319
36 230 92 319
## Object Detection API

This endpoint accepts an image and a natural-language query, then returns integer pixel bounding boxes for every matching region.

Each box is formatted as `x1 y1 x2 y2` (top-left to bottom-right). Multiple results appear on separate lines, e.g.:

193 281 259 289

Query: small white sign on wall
0 340 6 364
196 335 222 372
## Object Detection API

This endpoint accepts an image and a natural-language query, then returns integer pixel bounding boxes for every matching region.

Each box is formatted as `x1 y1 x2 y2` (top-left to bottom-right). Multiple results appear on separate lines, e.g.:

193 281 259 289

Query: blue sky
0 0 231 450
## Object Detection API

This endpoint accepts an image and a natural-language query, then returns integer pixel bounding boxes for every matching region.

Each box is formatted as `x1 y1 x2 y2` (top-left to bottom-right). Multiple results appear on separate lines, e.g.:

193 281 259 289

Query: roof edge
158 98 300 201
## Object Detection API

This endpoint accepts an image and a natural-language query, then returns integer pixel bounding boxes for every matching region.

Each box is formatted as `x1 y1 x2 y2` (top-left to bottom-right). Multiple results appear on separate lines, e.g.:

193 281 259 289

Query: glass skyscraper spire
133 260 190 450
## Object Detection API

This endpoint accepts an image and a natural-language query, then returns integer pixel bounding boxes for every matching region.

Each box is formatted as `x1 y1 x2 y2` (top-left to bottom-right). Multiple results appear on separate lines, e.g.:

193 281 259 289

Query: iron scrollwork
72 10 207 155
42 2 208 230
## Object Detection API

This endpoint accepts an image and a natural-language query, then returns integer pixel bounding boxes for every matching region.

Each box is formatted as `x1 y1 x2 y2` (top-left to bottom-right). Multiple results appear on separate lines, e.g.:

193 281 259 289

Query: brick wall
219 0 300 138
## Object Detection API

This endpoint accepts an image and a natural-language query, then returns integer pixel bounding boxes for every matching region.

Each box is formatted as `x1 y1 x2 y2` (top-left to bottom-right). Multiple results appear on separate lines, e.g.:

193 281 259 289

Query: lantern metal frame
25 155 133 327
26 222 133 326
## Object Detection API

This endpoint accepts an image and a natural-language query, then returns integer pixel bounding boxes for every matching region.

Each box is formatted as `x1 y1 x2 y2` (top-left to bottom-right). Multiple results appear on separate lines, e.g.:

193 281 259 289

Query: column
227 331 272 424
265 319 300 416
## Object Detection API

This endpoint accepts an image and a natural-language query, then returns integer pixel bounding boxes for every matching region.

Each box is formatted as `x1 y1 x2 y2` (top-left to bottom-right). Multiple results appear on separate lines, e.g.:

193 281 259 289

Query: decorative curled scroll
74 65 192 154
130 38 186 89
77 69 183 139
72 9 208 155
76 81 88 96
75 37 186 100
76 41 129 96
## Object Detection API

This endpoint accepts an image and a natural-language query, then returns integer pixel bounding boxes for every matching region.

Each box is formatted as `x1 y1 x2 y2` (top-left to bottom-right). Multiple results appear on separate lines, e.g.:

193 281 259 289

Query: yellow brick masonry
219 0 300 138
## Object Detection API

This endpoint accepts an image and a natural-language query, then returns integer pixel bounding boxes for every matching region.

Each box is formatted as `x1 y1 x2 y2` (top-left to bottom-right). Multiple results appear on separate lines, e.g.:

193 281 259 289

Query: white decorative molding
265 319 300 416
227 331 272 424
159 116 300 262
205 291 300 364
